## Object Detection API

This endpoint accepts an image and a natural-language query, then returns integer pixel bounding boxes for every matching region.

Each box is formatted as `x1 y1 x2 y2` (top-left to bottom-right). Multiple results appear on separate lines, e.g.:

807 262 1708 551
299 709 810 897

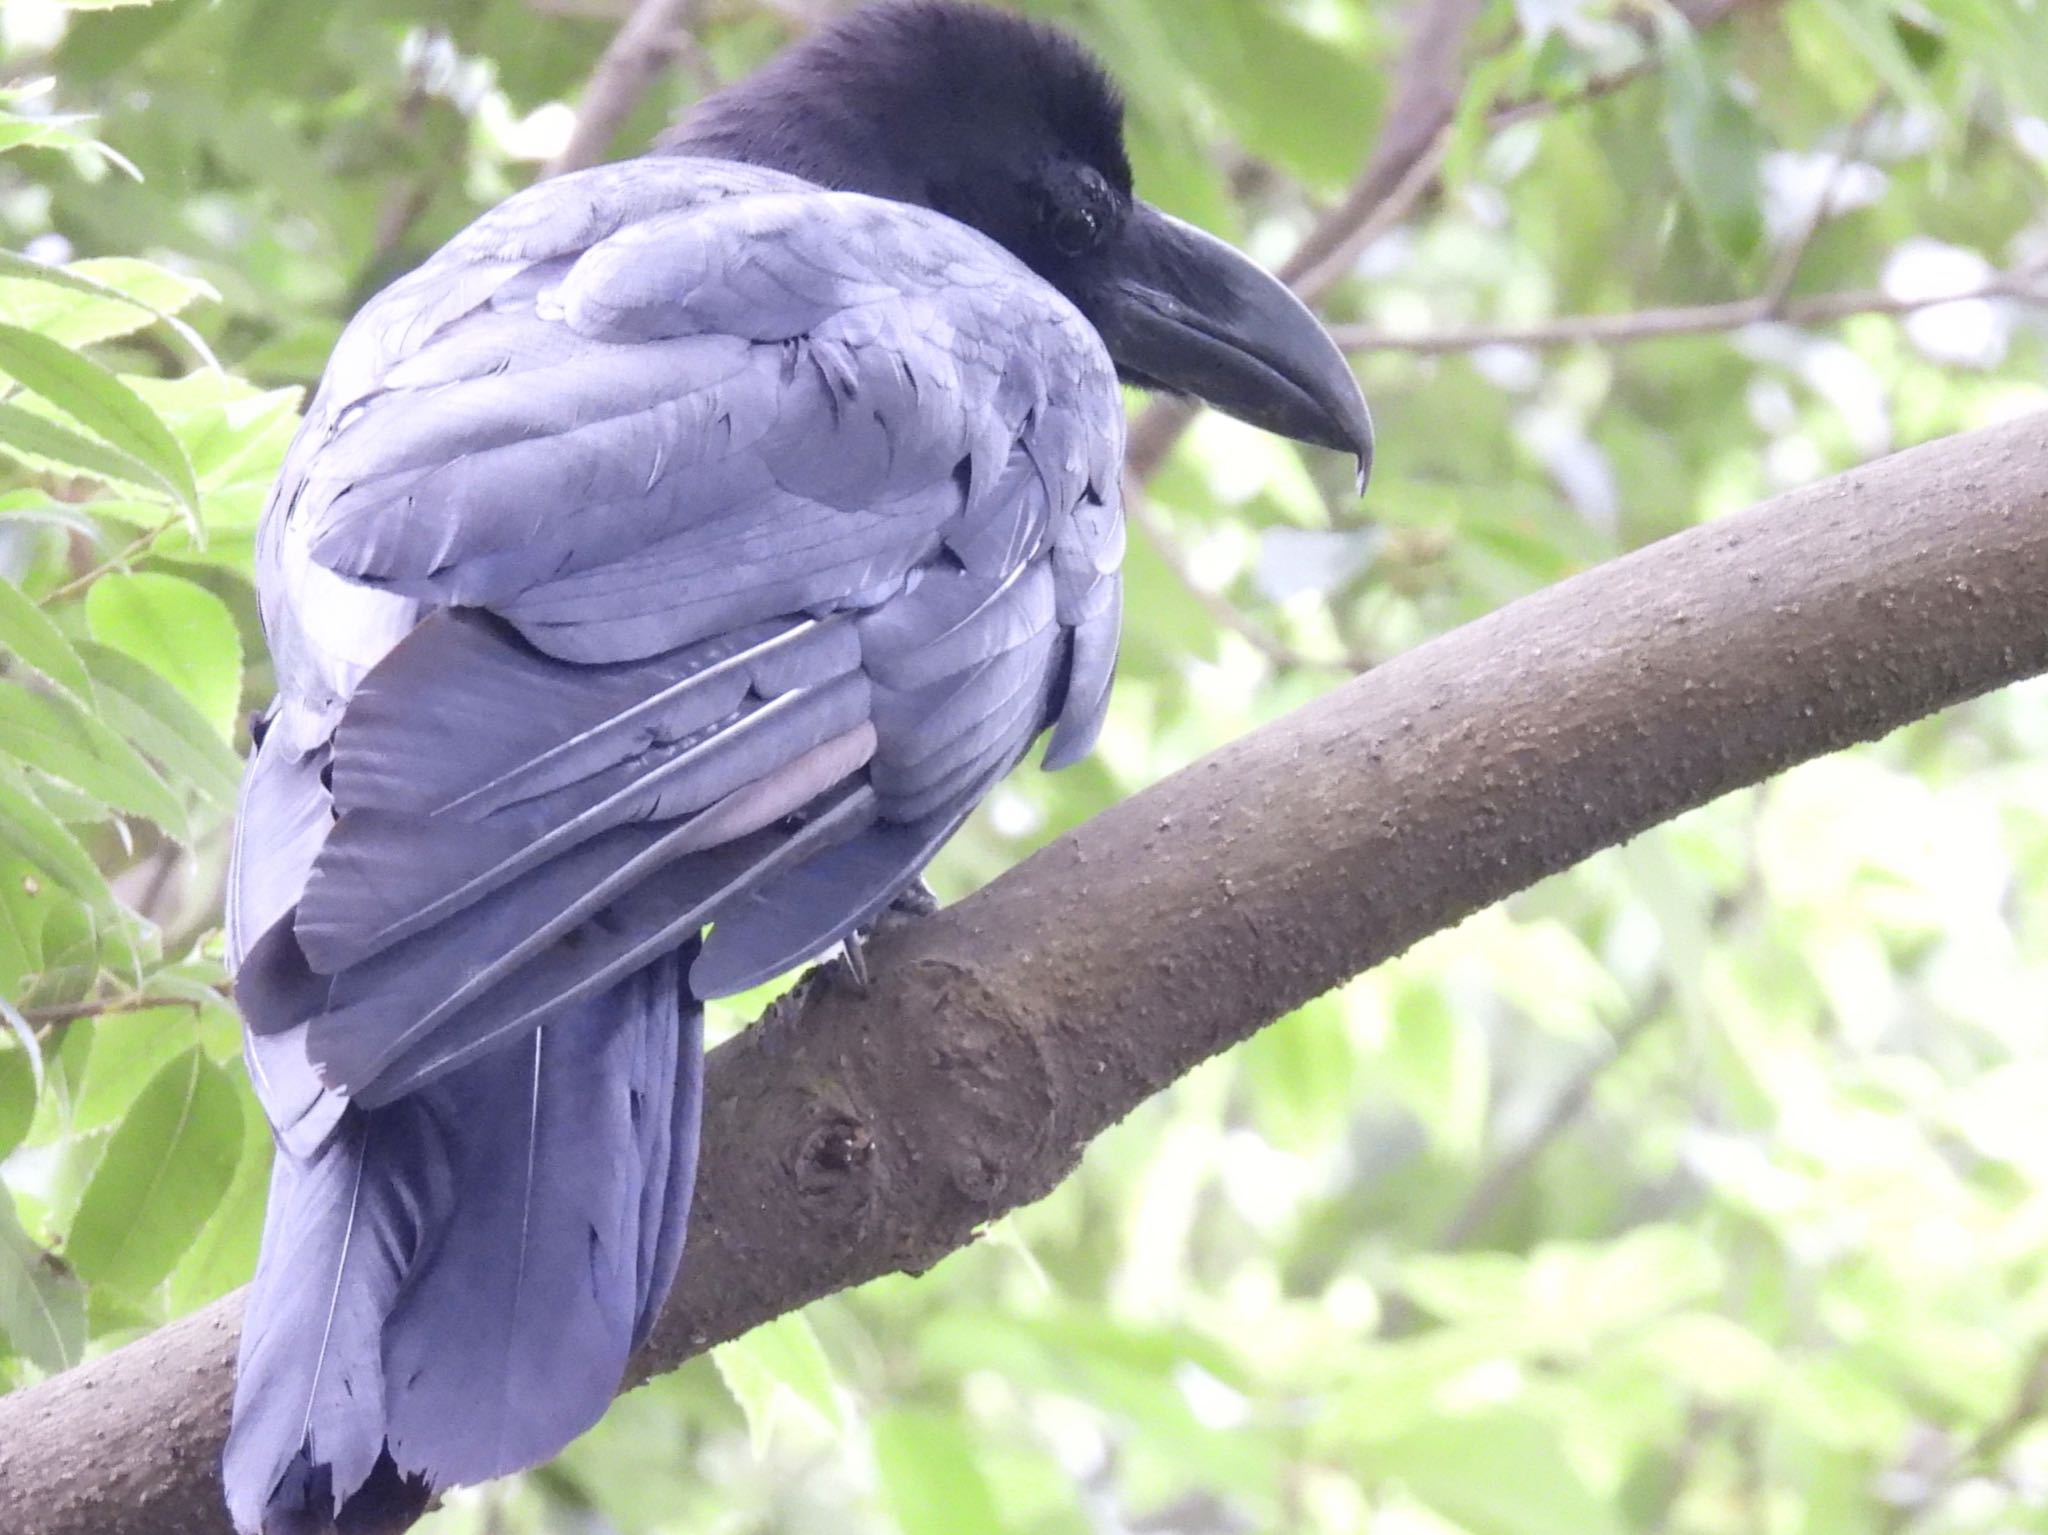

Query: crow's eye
1051 203 1103 256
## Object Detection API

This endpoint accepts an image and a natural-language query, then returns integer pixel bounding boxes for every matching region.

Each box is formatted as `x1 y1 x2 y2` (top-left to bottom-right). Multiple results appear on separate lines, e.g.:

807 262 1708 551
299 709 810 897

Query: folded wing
241 165 1124 1160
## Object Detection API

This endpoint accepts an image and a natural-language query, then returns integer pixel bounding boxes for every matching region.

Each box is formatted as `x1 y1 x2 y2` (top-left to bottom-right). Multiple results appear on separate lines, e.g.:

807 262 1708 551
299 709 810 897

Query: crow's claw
838 928 872 996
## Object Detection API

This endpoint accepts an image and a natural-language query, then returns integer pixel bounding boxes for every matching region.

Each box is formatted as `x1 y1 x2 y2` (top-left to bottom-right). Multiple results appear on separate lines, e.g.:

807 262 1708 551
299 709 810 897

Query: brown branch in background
1377 986 1668 1337
1125 0 1772 484
1646 1403 1726 1535
1433 993 1667 1253
1880 1340 2048 1532
545 0 702 177
37 516 178 608
1329 270 2048 355
1488 0 1770 131
1124 0 1484 484
1121 0 1774 648
1281 0 1484 296
364 49 442 276
4 409 2046 1535
20 990 220 1032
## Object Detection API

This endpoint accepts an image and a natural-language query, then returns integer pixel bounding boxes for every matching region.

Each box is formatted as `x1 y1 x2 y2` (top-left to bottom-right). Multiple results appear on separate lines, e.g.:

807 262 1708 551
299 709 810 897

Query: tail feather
224 1109 447 1532
633 994 703 1347
223 949 700 1532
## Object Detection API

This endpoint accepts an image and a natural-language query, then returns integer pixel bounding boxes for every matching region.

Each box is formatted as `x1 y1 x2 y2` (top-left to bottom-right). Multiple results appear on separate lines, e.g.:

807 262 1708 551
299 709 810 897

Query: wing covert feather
243 156 1126 1175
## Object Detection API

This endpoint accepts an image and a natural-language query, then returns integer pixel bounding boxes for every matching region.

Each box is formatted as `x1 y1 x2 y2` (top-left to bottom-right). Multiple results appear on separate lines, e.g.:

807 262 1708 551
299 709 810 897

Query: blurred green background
3 0 2048 1531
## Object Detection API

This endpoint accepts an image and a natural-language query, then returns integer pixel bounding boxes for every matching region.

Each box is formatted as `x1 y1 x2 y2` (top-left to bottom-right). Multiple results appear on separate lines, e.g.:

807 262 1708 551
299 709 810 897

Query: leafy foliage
2 0 2047 1531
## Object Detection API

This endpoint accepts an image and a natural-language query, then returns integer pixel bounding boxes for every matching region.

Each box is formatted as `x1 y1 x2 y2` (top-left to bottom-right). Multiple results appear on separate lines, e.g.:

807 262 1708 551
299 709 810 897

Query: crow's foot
835 879 940 996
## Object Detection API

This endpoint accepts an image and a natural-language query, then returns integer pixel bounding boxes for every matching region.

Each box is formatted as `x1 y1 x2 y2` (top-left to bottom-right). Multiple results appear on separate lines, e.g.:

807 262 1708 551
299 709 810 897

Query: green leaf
85 572 242 739
0 1045 34 1159
76 640 240 810
0 761 112 901
1378 1409 1629 1535
0 252 217 368
874 1409 1007 1535
1656 18 1767 264
711 1312 842 1455
1239 990 1359 1149
65 1048 242 1296
0 1195 85 1374
167 1093 271 1312
0 575 93 701
70 1006 199 1133
0 853 46 993
122 373 298 497
0 110 138 177
1811 0 1943 110
0 398 176 499
0 323 199 521
1381 984 1488 1158
0 680 186 835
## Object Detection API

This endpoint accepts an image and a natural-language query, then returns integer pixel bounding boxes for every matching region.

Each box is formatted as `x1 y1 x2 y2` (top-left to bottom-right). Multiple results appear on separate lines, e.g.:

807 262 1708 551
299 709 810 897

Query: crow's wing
238 163 1124 1125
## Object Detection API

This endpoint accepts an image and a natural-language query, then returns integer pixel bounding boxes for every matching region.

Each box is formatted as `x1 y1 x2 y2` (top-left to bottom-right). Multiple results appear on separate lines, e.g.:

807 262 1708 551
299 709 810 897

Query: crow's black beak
1095 204 1373 488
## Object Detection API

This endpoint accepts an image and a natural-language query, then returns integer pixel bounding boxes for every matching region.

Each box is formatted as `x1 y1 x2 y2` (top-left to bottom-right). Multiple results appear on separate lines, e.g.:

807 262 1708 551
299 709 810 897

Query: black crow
223 3 1371 1529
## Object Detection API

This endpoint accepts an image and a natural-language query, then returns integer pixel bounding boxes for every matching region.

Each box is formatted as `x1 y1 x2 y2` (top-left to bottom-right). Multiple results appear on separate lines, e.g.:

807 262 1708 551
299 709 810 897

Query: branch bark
4 414 2048 1534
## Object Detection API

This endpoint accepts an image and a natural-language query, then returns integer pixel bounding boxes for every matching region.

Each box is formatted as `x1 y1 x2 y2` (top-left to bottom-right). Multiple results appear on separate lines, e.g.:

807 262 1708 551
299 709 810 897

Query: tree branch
1122 0 1773 485
543 0 700 178
3 413 2046 1535
1331 269 2048 354
1123 0 1483 484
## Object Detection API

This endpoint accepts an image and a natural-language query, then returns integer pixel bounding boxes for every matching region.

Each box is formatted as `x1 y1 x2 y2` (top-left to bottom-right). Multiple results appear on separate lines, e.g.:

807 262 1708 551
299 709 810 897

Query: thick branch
4 415 2047 1535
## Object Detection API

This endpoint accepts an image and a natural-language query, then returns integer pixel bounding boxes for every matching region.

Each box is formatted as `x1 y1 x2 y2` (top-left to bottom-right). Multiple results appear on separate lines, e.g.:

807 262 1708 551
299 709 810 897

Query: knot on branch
792 1114 874 1194
839 957 1061 1270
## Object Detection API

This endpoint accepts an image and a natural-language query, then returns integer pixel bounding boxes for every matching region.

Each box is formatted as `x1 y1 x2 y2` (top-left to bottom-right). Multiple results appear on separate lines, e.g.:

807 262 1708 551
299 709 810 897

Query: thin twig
1125 0 1771 487
1881 1340 2048 1532
1379 988 1668 1336
20 989 221 1031
37 515 177 606
1281 133 1459 332
1440 992 1667 1251
1281 0 1487 299
1645 1403 1724 1535
1487 0 1772 131
1123 0 1485 499
1122 0 1776 655
363 41 444 276
1329 270 2048 354
544 0 700 178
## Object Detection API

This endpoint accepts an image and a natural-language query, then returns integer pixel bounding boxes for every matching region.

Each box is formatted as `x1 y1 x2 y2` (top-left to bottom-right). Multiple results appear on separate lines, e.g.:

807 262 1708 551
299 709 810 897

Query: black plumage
225 4 1370 1530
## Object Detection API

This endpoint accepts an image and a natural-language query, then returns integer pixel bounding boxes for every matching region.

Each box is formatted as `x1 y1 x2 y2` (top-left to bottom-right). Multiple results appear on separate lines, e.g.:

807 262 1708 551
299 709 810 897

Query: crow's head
667 0 1372 475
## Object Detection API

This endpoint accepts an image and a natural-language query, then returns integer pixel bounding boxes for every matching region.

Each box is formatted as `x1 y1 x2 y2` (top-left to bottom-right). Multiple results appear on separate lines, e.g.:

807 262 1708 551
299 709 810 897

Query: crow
222 2 1371 1529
